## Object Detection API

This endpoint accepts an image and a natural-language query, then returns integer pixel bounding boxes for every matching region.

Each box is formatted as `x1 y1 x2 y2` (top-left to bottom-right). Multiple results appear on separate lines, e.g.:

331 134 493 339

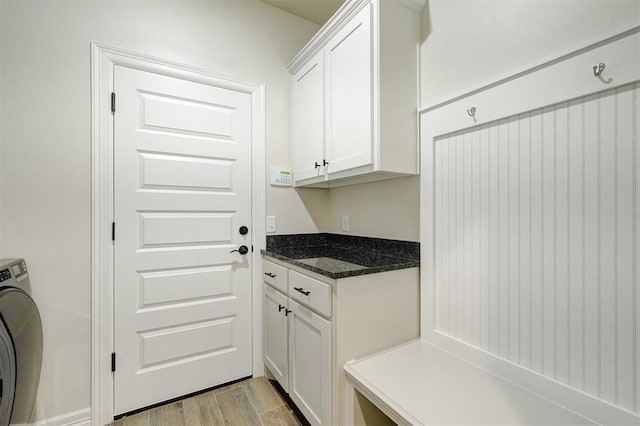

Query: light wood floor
112 377 302 426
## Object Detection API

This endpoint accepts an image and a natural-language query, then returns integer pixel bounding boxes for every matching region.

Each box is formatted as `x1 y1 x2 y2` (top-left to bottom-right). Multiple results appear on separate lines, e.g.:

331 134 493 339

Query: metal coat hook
593 62 606 77
592 62 612 84
467 107 477 123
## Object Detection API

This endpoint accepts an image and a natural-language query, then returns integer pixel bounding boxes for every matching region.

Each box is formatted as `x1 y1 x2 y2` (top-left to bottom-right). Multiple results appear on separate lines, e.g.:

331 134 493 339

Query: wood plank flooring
112 378 301 426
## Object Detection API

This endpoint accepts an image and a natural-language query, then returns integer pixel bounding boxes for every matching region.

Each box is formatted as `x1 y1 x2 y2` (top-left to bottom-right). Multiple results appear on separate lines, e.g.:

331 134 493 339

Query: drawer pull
285 309 292 316
264 272 276 278
294 287 311 296
278 304 285 312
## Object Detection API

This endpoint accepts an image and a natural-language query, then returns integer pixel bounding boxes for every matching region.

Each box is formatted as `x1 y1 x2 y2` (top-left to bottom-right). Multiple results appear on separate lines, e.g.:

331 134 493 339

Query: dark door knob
239 226 249 235
315 161 321 169
230 245 249 255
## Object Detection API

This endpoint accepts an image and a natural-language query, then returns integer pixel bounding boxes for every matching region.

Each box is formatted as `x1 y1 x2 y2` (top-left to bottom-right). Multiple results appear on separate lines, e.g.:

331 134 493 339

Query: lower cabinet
264 285 289 392
288 300 331 425
263 283 331 426
263 258 419 426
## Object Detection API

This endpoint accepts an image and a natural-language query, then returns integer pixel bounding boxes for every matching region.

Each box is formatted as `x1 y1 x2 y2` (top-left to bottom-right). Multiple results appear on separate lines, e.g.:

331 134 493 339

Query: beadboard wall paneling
433 82 639 413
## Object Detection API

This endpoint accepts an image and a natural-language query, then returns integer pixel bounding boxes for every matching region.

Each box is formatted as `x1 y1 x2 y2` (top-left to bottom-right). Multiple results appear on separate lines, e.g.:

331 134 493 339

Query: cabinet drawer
288 270 332 317
263 260 288 293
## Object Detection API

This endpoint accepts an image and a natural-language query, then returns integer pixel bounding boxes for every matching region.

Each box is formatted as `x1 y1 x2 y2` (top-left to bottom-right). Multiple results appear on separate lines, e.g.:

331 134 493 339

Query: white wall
419 0 640 107
325 0 640 243
0 0 319 421
327 177 420 241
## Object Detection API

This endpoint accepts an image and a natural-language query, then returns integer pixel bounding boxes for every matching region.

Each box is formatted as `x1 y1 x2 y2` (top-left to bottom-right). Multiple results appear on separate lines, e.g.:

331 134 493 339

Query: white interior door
113 65 253 415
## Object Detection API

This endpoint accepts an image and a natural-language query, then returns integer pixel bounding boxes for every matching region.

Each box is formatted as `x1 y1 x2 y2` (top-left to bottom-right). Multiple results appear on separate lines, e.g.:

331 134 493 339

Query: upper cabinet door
292 52 325 183
325 4 373 175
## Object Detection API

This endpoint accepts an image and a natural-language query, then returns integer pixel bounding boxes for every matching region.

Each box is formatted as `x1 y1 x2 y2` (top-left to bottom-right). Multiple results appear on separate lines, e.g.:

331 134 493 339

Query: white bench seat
344 339 595 425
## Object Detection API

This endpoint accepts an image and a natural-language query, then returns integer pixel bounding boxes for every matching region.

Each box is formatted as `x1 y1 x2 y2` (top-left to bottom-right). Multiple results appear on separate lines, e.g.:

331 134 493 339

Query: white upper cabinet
325 4 373 175
292 52 325 182
288 0 423 188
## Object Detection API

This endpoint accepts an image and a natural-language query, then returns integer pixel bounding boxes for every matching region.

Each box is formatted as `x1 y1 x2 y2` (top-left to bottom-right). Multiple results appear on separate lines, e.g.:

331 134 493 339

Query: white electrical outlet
266 216 277 233
342 215 349 232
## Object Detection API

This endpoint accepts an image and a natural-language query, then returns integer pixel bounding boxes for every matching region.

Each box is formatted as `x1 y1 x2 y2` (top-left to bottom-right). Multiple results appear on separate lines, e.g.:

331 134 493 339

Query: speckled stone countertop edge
266 233 419 262
261 250 420 280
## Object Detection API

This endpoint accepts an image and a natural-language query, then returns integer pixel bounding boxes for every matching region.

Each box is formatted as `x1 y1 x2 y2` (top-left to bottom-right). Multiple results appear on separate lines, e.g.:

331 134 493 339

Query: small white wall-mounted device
342 215 350 232
270 167 293 186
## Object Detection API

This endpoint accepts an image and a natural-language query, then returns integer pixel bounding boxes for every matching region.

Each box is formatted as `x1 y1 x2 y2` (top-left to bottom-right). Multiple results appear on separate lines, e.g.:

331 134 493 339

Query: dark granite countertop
261 233 419 279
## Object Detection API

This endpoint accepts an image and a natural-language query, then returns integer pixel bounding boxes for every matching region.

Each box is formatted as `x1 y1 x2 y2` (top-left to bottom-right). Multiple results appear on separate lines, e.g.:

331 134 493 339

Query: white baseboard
28 408 91 426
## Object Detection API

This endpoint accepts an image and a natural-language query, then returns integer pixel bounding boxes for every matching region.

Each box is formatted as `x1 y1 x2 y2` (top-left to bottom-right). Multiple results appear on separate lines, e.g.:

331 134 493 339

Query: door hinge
111 92 116 113
112 222 115 241
111 352 116 372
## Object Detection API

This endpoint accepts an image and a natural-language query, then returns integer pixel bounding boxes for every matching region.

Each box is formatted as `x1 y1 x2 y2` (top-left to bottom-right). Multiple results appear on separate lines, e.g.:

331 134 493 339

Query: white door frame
90 42 265 426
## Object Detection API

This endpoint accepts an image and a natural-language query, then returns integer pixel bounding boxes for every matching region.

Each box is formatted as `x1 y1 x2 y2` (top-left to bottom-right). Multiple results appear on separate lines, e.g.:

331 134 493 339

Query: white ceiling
258 0 345 25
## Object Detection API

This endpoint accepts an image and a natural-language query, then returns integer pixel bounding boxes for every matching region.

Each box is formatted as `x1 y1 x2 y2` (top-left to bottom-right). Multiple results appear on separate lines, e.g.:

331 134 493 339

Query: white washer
0 259 42 426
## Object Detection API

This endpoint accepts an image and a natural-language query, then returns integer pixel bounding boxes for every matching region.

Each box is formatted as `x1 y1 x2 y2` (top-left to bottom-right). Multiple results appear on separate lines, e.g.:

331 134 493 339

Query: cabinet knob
323 159 329 166
294 287 311 296
314 161 321 169
264 272 276 278
285 308 292 316
278 304 285 312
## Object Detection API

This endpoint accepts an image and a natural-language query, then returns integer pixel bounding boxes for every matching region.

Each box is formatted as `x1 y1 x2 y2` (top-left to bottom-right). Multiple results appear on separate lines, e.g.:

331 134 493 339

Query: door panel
139 152 234 192
264 284 289 392
139 91 234 138
114 65 252 414
139 317 235 367
326 4 373 175
289 300 331 426
138 211 233 247
293 52 325 182
140 266 233 307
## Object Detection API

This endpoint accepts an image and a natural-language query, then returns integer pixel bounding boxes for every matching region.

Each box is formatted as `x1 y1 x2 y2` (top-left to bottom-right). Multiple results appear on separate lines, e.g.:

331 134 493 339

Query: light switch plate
266 216 277 233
